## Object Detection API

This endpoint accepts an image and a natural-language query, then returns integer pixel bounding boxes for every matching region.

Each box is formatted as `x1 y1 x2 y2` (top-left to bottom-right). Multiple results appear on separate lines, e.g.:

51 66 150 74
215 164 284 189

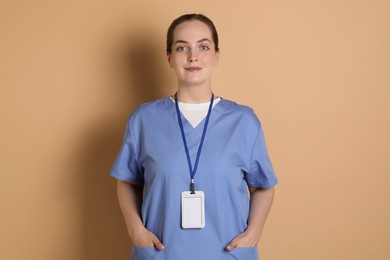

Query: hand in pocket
131 227 165 250
225 231 258 251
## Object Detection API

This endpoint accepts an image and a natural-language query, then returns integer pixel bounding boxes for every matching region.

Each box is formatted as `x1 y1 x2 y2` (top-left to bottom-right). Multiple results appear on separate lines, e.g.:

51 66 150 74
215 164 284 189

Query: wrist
244 227 261 243
128 223 146 240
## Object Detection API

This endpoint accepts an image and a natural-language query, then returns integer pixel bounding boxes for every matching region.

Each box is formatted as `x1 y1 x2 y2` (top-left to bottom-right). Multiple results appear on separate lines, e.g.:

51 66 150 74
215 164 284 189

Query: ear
214 49 220 66
167 52 173 68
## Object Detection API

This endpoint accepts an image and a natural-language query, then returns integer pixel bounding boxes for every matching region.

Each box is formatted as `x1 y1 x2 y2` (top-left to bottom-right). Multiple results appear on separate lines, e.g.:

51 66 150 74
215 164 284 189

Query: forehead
173 20 213 42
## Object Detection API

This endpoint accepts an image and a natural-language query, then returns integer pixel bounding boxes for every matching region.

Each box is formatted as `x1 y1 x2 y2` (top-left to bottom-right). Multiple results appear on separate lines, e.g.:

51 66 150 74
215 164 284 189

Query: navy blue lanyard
175 92 214 194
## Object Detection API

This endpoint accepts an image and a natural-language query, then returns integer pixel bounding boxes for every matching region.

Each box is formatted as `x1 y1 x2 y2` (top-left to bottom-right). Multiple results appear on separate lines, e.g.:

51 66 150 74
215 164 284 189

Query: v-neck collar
163 96 226 145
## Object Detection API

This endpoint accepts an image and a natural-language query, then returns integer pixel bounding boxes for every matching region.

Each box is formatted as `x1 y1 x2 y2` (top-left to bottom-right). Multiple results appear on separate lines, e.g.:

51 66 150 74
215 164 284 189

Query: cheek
170 54 187 66
169 57 186 74
168 57 179 69
202 54 217 66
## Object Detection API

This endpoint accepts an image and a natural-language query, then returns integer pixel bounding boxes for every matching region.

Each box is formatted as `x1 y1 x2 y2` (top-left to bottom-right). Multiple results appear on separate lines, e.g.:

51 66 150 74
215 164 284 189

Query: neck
176 86 213 104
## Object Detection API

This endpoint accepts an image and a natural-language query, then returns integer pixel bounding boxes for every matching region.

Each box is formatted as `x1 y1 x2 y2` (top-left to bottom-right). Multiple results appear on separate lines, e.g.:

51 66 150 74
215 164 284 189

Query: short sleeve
245 124 278 188
110 118 143 183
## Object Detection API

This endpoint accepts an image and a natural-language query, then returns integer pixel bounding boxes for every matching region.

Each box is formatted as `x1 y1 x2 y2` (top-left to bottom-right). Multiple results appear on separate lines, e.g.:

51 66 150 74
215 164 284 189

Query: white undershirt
171 97 221 128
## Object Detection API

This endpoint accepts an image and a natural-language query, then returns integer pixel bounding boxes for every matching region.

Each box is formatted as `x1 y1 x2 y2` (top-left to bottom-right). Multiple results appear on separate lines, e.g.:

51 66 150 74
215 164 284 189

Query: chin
182 79 210 87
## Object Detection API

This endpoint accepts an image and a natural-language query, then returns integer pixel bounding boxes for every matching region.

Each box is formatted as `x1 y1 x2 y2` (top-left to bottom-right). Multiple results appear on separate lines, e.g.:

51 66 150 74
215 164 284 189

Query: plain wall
1 0 389 259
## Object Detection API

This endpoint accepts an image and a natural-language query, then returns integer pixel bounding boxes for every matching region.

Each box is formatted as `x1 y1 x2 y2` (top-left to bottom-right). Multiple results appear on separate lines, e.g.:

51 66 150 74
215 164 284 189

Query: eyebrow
173 38 212 45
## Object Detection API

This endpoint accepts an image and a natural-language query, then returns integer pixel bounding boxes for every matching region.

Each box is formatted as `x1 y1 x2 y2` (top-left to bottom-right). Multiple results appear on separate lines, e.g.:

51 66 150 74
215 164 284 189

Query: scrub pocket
131 247 164 260
224 247 258 260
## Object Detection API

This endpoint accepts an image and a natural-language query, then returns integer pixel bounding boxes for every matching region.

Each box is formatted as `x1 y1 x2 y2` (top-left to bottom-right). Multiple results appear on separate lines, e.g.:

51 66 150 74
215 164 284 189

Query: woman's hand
225 230 259 251
225 187 275 251
130 226 165 250
117 181 165 250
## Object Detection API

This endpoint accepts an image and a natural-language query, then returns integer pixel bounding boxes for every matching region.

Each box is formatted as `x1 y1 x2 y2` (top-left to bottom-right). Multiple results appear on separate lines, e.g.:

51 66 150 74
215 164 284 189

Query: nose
188 51 198 63
188 56 198 62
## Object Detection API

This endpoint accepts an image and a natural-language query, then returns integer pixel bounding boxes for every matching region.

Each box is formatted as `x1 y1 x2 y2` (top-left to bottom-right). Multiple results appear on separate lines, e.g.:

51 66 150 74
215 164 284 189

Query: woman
111 13 278 260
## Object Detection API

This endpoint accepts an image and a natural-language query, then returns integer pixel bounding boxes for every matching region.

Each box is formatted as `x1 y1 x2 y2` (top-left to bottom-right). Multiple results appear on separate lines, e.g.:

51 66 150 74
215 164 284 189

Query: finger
225 244 233 251
151 236 165 250
225 240 237 251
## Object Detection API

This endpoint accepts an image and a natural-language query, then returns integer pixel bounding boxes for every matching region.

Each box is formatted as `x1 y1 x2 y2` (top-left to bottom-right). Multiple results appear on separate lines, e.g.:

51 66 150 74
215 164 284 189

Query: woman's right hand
130 226 165 250
117 181 165 250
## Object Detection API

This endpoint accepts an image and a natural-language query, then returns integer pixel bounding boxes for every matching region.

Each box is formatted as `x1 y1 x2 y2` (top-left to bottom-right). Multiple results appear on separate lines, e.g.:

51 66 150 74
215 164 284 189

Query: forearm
225 187 275 250
117 180 165 249
246 187 275 242
117 180 145 237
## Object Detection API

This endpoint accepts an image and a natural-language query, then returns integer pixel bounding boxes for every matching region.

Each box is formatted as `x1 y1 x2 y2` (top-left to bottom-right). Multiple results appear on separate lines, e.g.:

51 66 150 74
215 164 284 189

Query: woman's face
167 20 219 88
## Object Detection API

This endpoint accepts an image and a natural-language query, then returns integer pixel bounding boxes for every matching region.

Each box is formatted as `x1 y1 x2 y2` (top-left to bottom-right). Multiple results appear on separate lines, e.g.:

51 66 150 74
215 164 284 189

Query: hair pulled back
166 13 219 54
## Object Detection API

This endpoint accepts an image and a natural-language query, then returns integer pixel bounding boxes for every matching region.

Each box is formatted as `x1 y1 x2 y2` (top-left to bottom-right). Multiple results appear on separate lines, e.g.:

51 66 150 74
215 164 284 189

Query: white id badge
181 191 205 229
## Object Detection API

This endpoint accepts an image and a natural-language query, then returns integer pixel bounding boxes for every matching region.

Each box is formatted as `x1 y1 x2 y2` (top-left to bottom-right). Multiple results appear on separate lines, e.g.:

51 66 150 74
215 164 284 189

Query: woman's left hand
224 231 259 251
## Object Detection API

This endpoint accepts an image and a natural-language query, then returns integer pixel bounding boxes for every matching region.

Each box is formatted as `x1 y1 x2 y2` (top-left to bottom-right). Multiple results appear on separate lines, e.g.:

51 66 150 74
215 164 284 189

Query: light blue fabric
110 97 278 260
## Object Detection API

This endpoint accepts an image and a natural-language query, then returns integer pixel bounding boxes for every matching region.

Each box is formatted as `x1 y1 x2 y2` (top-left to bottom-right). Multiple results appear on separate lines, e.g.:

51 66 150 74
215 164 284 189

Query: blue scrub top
111 97 278 260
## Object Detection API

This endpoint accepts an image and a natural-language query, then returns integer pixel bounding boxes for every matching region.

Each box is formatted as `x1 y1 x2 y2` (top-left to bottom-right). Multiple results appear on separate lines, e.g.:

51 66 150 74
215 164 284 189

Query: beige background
1 0 389 259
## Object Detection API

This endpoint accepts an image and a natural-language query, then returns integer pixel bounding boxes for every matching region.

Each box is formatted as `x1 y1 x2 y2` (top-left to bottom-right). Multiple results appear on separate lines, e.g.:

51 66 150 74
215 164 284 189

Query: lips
185 67 201 72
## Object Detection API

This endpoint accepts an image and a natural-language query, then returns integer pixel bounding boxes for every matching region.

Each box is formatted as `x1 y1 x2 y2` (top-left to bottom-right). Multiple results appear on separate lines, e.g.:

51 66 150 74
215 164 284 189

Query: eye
199 45 210 51
176 46 189 52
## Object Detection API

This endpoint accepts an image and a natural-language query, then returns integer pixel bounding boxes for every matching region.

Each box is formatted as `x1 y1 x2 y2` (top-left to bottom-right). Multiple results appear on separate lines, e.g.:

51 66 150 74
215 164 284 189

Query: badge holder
181 191 205 229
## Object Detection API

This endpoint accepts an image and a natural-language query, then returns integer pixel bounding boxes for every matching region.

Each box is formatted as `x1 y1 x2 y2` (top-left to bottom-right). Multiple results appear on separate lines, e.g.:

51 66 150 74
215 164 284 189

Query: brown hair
166 13 219 54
